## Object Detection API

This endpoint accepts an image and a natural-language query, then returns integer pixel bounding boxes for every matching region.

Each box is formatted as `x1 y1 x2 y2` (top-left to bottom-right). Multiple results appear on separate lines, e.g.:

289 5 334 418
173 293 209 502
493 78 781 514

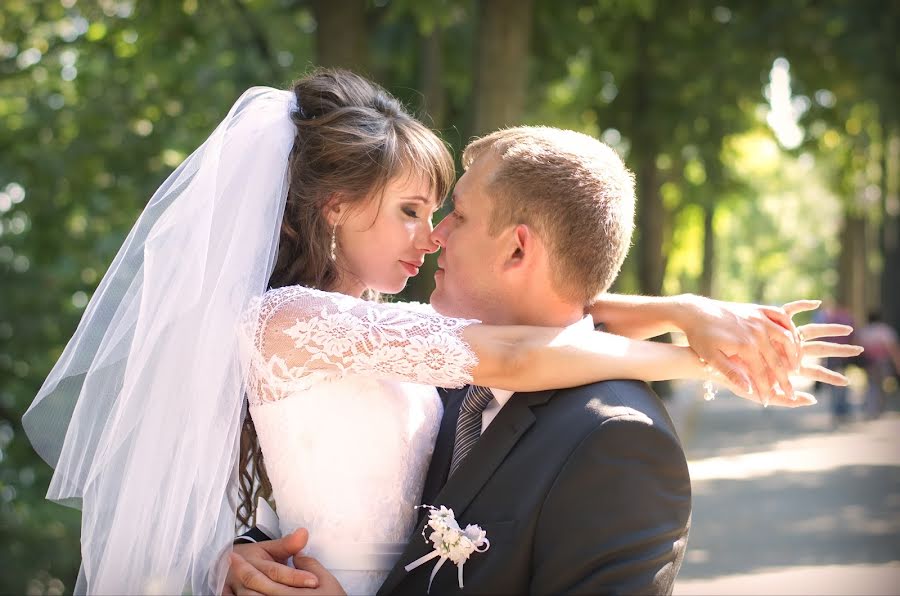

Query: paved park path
669 382 900 595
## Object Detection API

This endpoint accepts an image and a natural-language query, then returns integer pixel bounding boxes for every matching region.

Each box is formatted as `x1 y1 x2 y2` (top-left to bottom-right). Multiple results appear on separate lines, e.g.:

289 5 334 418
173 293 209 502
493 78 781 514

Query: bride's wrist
669 345 709 381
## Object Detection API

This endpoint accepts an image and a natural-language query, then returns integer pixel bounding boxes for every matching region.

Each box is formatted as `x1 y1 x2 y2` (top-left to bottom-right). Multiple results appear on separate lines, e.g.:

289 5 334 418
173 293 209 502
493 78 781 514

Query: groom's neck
503 296 585 328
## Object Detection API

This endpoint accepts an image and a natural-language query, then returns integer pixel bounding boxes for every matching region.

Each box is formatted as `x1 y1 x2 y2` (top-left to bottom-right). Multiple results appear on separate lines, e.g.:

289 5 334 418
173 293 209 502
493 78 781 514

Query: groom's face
429 153 512 323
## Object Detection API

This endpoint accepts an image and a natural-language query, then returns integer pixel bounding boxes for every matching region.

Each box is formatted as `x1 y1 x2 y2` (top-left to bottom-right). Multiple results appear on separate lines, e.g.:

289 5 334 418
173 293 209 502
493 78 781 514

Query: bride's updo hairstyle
237 68 455 527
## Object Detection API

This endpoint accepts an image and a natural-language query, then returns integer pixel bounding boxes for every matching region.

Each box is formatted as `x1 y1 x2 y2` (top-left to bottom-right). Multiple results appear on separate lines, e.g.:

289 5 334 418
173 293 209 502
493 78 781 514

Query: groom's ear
504 224 535 269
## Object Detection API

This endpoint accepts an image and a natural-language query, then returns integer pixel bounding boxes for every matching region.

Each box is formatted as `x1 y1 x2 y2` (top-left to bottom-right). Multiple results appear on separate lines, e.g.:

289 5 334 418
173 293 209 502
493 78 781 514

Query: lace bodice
242 285 479 403
239 286 479 595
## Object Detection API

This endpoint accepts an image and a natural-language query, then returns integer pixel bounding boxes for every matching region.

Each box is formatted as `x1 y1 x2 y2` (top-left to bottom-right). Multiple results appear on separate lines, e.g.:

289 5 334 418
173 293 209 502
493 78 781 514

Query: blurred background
1 0 898 593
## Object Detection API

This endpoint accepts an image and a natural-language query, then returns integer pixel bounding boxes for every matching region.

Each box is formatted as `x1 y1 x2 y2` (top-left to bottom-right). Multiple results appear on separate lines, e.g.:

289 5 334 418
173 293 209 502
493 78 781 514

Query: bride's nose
418 235 440 254
416 219 440 253
430 218 448 249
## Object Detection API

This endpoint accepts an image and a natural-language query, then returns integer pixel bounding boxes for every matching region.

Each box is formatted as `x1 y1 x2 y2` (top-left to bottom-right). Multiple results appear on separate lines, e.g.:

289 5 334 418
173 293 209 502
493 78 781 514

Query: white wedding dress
241 285 479 595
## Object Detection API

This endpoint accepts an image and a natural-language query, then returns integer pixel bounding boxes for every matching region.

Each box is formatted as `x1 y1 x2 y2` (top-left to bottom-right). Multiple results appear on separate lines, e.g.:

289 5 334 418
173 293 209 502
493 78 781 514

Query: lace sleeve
242 285 479 403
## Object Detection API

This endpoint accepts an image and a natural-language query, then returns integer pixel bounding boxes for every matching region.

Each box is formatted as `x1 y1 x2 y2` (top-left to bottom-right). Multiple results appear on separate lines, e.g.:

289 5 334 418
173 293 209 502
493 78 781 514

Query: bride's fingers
797 363 850 386
800 341 864 359
767 391 818 408
710 374 816 408
783 300 822 318
731 383 817 408
708 352 753 395
797 323 853 341
762 305 794 331
763 320 799 389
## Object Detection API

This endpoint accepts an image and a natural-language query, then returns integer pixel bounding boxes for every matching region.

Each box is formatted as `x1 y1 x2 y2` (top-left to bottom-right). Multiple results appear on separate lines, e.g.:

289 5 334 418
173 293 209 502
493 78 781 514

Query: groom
229 126 691 594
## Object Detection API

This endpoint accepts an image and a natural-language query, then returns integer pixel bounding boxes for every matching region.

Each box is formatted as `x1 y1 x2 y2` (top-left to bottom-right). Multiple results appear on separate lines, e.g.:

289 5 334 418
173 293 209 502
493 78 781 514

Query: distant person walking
814 301 856 425
856 311 900 420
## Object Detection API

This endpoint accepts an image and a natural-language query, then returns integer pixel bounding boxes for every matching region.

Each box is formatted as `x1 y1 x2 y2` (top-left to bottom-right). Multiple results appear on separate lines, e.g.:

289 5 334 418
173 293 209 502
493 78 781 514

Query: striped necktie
448 385 495 477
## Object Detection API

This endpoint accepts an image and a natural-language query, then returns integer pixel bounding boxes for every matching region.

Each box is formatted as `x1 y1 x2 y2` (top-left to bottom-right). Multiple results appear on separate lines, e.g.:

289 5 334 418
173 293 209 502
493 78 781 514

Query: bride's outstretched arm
246 285 859 407
468 319 860 407
466 323 704 388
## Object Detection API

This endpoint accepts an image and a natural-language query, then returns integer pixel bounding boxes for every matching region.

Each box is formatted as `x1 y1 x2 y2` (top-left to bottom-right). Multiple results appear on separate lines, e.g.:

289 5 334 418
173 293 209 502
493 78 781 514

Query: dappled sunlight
688 413 900 482
675 562 900 596
678 391 900 593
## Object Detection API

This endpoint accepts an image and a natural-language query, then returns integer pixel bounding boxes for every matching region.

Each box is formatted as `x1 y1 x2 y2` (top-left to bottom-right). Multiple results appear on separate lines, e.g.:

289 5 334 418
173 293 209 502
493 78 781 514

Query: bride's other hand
793 321 862 386
705 323 862 407
223 528 319 596
677 295 806 405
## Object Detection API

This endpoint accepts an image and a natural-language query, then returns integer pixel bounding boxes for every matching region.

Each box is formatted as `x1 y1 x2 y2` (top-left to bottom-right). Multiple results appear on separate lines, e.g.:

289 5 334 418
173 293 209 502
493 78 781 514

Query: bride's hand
677 295 808 404
705 321 862 407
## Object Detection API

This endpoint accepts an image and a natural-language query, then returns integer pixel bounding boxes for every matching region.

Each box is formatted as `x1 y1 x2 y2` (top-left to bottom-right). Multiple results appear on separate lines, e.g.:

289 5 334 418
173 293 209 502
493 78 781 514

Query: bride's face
332 170 440 296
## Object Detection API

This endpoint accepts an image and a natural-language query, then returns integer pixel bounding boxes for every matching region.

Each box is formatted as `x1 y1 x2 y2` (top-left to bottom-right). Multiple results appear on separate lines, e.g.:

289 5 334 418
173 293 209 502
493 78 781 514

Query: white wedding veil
22 86 296 594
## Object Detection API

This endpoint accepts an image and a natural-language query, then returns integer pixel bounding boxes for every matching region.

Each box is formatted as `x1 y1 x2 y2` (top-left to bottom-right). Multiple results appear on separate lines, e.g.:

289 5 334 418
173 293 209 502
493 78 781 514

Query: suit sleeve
531 412 692 595
233 526 275 545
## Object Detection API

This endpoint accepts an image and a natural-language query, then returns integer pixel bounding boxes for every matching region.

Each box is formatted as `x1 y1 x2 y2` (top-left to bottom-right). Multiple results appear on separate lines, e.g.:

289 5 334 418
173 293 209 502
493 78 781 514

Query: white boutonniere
404 505 490 592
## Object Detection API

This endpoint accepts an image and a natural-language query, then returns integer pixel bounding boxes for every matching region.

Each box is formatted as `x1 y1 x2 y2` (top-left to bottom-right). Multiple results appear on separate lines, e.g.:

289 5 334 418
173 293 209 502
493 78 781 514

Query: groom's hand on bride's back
223 528 319 595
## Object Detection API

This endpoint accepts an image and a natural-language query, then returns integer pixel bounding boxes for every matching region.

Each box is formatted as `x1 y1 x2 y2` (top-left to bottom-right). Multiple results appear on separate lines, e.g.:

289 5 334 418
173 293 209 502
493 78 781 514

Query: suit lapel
379 388 558 594
429 389 555 517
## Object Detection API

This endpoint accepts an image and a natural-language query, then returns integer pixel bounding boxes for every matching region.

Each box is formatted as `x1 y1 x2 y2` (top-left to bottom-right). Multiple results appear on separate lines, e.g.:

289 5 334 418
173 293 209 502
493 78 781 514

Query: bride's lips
400 260 421 276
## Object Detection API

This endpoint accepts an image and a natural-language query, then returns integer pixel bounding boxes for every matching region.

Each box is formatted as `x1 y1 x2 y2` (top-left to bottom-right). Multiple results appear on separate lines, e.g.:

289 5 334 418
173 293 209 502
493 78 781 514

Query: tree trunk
635 159 664 296
882 127 900 330
699 204 715 297
471 0 533 136
632 17 665 296
629 15 670 397
420 29 446 130
837 213 868 325
313 0 369 73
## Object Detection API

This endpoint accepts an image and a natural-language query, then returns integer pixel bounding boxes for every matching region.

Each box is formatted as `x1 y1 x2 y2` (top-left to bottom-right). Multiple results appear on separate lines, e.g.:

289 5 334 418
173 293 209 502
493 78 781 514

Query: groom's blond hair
462 126 635 305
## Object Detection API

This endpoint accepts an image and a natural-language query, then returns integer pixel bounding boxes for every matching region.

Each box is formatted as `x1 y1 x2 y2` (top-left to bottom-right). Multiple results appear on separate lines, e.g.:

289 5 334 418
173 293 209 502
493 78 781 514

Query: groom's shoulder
545 379 679 440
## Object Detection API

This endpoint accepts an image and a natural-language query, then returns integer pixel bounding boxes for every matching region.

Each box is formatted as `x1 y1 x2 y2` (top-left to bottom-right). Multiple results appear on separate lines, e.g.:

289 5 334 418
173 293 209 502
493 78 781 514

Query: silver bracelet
698 357 717 401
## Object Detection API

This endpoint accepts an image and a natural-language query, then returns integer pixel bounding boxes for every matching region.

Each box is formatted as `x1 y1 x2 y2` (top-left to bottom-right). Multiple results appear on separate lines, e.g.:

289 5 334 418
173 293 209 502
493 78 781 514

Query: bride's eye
402 206 419 219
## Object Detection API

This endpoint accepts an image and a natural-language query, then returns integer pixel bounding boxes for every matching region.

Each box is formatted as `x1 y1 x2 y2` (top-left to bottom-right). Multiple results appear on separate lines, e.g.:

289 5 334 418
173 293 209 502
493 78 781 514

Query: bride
22 69 857 595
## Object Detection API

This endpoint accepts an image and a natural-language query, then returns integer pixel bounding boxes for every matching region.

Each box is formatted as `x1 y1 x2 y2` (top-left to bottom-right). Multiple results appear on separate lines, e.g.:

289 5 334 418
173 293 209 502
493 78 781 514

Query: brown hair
236 69 455 528
462 126 635 305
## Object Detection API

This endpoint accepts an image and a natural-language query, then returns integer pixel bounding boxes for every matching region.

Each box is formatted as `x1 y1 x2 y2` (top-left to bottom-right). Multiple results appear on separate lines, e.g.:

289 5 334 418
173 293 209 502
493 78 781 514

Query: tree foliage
1 0 896 592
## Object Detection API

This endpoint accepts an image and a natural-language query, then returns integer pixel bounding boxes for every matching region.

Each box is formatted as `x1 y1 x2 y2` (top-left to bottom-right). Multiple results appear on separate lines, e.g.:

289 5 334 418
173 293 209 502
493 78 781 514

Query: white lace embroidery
242 285 479 404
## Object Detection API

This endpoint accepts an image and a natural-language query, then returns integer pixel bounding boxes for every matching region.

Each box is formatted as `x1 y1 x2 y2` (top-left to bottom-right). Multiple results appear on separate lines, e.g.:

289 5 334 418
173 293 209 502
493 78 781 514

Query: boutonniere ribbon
404 505 490 593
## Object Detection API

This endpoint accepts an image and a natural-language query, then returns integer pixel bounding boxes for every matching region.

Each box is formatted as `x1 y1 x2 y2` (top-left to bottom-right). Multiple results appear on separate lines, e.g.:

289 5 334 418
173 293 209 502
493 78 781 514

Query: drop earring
330 222 337 261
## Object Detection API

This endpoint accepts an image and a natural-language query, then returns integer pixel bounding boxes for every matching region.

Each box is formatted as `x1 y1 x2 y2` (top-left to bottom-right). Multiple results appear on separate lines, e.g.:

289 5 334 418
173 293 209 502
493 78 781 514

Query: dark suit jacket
377 380 692 595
